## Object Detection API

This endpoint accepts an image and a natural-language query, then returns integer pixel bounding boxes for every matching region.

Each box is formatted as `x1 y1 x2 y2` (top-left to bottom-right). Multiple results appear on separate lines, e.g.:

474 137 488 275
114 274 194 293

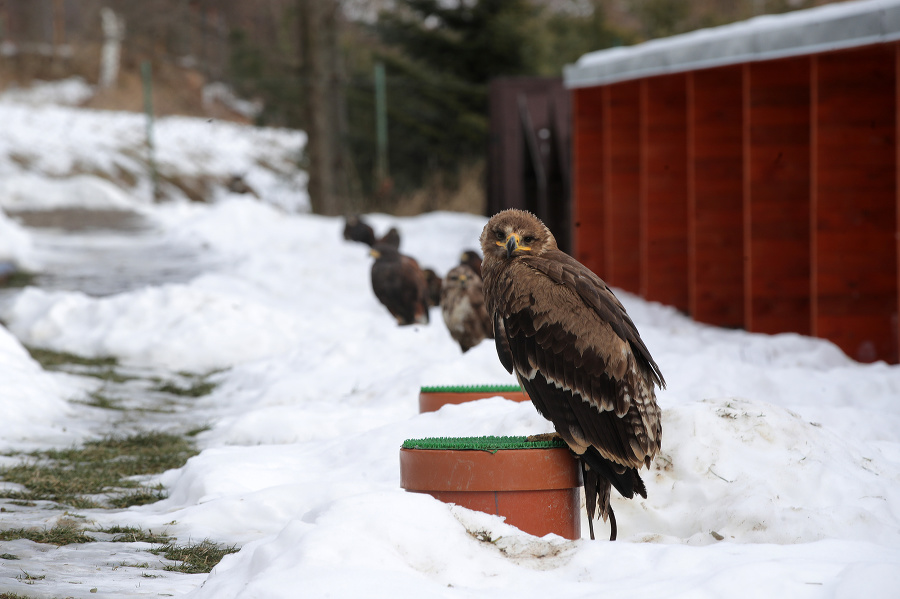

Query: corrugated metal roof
564 0 900 88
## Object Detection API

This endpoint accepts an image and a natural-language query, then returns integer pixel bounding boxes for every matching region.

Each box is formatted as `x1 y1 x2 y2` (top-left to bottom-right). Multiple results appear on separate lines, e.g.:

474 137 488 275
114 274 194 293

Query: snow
0 79 307 212
0 80 899 598
565 0 900 87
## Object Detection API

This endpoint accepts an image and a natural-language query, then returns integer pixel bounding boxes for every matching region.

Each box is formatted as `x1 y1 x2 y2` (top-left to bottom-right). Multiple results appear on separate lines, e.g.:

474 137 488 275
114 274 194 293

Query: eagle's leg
525 431 561 443
608 505 617 541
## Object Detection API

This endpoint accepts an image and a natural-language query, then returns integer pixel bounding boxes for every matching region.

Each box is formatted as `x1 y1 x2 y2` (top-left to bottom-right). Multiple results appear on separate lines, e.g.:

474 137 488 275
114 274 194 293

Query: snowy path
9 208 215 297
0 210 216 597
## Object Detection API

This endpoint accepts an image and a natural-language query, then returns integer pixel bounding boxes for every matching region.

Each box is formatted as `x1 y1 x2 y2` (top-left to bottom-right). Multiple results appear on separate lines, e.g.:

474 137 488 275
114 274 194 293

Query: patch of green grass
108 487 168 509
0 461 109 507
84 368 137 383
185 425 211 437
150 540 239 574
153 379 217 398
0 594 41 599
0 521 94 546
25 346 118 370
0 553 20 560
95 525 172 544
0 432 195 508
77 392 125 411
46 432 195 477
0 270 37 289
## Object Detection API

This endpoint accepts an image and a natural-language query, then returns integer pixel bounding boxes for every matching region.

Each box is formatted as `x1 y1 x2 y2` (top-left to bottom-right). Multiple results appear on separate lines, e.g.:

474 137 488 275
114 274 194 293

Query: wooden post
374 61 389 189
141 61 159 201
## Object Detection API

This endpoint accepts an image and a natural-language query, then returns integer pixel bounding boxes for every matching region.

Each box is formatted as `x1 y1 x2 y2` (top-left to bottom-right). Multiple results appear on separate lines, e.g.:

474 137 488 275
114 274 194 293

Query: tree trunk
298 0 347 216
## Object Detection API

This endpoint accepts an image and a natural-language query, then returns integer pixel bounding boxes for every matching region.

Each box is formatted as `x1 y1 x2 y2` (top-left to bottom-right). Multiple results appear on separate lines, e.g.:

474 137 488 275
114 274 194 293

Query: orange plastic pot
400 437 582 540
418 385 529 413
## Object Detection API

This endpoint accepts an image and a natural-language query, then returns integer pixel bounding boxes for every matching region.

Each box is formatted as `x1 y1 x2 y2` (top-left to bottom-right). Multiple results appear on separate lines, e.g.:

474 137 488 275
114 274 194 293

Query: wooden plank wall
570 42 900 363
641 75 689 312
744 57 811 336
571 86 605 278
812 46 897 363
689 66 745 328
604 82 641 292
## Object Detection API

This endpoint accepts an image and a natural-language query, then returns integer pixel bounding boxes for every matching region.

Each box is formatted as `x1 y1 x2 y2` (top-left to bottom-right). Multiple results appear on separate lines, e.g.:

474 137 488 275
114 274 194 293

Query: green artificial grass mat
419 384 522 393
401 435 566 451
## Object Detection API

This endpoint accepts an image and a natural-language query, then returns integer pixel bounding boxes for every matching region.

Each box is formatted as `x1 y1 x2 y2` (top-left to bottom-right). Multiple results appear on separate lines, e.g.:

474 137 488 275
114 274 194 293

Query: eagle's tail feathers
581 446 643 499
581 461 597 541
633 469 647 499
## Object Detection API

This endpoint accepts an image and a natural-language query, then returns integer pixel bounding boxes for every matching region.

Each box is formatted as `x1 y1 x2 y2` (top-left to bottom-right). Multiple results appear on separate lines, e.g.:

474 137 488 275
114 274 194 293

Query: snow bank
0 325 86 451
0 95 307 212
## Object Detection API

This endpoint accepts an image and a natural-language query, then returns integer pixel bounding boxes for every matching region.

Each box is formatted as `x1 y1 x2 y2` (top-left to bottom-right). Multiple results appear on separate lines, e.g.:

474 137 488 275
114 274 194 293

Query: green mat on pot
401 435 567 451
419 384 522 393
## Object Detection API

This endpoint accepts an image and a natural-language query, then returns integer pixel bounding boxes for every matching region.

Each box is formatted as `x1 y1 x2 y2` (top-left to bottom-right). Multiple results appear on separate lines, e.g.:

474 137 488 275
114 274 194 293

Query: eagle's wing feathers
493 312 514 374
497 257 660 469
523 251 665 389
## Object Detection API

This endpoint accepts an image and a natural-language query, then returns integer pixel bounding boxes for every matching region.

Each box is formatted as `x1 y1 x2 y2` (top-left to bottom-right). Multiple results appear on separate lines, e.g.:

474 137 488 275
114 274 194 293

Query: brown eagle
459 249 483 278
370 244 430 326
376 226 401 250
479 209 664 540
423 268 443 308
440 265 493 352
343 215 376 246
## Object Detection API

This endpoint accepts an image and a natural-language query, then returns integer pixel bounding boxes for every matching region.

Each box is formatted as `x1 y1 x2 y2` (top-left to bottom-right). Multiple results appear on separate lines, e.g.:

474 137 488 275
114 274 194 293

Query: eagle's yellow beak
369 248 381 258
500 233 530 257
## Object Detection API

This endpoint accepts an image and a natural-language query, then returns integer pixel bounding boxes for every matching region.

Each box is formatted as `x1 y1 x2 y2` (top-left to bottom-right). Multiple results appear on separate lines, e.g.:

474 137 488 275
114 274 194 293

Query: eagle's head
480 209 557 263
444 265 477 290
369 244 401 262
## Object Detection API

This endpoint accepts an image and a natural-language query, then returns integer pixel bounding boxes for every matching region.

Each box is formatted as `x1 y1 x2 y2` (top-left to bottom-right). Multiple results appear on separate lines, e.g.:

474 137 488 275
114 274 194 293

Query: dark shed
488 77 571 253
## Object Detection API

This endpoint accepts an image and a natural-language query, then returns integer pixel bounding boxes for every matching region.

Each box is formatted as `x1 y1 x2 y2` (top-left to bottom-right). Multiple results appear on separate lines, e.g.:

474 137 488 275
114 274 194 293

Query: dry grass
0 432 195 508
390 160 486 216
94 525 172 544
150 540 239 574
0 520 94 546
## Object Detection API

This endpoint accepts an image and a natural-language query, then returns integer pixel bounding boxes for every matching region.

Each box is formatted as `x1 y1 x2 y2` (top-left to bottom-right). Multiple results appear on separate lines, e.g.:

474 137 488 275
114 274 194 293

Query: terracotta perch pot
399 436 583 540
418 384 529 413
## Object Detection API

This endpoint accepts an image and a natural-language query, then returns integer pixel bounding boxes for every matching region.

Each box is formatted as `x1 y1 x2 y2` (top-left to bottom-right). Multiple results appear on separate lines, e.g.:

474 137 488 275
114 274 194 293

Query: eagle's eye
523 235 535 244
494 229 505 241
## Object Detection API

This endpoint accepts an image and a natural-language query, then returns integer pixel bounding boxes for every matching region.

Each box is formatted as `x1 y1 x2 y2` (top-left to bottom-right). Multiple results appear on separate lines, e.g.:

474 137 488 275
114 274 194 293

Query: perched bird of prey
459 249 482 278
376 226 401 250
369 244 430 326
343 215 376 246
423 268 443 308
480 209 664 541
440 265 493 352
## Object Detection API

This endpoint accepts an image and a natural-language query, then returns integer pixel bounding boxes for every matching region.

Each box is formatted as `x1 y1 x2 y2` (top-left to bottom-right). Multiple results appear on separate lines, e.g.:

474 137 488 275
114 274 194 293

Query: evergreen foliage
224 1 628 209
